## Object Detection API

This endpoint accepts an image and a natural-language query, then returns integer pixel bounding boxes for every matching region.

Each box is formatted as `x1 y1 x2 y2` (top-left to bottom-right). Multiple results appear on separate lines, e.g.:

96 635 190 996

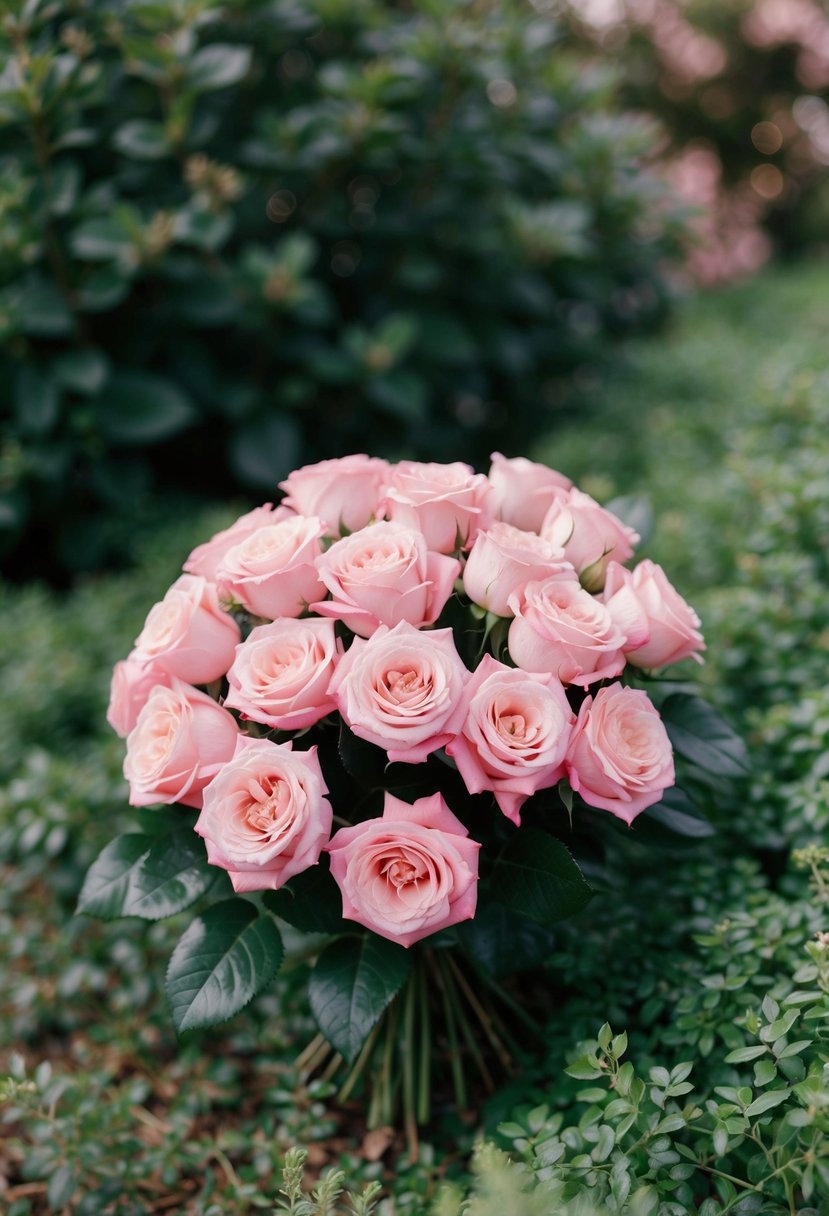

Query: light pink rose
279 454 389 535
329 621 469 763
132 575 241 685
565 684 675 824
507 577 627 687
462 521 570 617
224 618 340 731
183 504 294 581
488 452 572 533
541 488 639 589
216 516 326 620
124 680 239 809
445 655 575 825
381 461 494 554
194 736 332 893
107 656 173 738
312 521 460 638
326 792 480 947
603 560 706 669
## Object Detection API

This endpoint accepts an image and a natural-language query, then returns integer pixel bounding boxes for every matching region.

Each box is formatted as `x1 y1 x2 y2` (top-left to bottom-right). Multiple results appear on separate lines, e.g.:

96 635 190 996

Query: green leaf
660 695 750 780
76 834 152 919
121 829 216 920
18 277 74 337
309 935 411 1063
97 371 197 445
14 364 59 435
637 787 715 843
264 863 343 935
113 119 170 160
724 1045 768 1064
166 899 284 1033
53 348 109 395
188 44 252 91
46 160 81 216
47 1164 77 1209
229 412 300 489
490 828 593 926
458 898 556 978
71 217 134 262
77 265 132 312
745 1088 790 1118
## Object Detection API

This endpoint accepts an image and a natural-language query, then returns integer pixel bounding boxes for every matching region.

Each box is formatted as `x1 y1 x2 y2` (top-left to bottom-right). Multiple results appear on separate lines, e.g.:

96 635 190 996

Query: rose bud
541 487 638 590
603 560 705 669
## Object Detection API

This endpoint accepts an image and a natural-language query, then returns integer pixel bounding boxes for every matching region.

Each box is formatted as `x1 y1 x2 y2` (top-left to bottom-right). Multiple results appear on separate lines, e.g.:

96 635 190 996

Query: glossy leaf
121 829 217 920
490 829 593 926
661 695 750 780
264 863 343 935
309 935 411 1063
98 372 197 445
76 833 152 919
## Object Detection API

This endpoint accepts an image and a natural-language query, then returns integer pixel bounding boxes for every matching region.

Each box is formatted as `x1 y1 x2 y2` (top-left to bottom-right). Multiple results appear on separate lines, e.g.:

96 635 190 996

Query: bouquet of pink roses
80 453 745 1136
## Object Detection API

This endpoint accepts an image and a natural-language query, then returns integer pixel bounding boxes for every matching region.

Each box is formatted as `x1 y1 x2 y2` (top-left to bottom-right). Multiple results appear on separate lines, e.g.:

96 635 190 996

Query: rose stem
402 973 419 1162
436 955 467 1110
295 1032 327 1074
437 953 495 1092
417 955 431 1125
338 1019 383 1105
446 953 512 1073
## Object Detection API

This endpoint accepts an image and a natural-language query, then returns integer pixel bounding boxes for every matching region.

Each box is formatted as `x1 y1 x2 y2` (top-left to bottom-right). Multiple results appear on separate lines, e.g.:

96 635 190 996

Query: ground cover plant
2 264 829 1211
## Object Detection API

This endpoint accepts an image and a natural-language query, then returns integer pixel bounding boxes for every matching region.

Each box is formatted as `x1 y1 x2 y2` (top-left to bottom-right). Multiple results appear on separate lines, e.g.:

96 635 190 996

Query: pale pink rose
107 655 173 738
603 561 705 669
329 621 469 764
488 452 572 533
312 521 460 638
462 521 571 617
279 454 389 535
445 655 575 825
326 792 480 947
124 681 239 809
224 618 340 731
541 488 639 589
507 577 627 687
132 575 240 685
195 736 332 893
183 504 294 580
216 516 326 620
381 461 494 554
565 684 675 824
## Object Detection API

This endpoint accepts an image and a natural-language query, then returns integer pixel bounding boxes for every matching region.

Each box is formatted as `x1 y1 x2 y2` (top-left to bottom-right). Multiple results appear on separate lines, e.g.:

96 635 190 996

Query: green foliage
0 0 685 578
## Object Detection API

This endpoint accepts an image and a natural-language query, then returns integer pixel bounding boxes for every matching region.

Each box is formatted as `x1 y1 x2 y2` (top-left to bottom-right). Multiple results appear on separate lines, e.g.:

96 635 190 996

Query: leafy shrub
0 0 685 578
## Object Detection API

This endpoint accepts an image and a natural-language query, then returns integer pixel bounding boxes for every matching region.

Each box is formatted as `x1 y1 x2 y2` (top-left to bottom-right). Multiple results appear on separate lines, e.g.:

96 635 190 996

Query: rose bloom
488 452 572 533
603 560 705 669
224 618 340 731
195 736 332 893
216 515 326 620
541 487 639 589
381 460 493 554
462 521 569 617
327 792 480 947
446 655 575 825
124 681 238 809
312 520 460 638
183 504 293 581
279 454 389 535
565 684 675 824
508 577 627 687
329 621 468 764
107 655 173 738
132 574 240 685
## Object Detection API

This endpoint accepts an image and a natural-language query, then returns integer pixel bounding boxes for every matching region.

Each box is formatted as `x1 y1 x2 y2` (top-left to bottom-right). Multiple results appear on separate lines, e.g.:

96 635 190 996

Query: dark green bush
0 0 685 578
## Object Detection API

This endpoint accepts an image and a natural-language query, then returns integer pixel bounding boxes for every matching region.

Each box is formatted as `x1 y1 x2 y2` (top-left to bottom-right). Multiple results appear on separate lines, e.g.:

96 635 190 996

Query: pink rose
507 577 627 687
224 618 340 731
107 656 173 738
326 792 480 947
462 521 569 617
565 684 675 824
381 461 494 554
445 656 575 825
603 561 705 669
216 516 326 620
279 454 389 535
124 681 239 809
194 736 332 893
541 488 639 589
312 521 460 638
183 504 293 581
488 452 572 533
132 575 241 685
329 621 468 764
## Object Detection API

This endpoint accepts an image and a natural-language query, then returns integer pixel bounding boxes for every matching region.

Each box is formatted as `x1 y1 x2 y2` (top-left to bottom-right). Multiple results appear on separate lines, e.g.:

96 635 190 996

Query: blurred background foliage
0 0 686 581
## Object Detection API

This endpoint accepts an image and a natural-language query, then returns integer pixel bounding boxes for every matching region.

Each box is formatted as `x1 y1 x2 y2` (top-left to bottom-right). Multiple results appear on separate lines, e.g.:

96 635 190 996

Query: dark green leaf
661 695 750 780
188 44 252 91
490 828 593 926
76 834 152 919
310 935 411 1063
97 371 197 445
458 898 556 978
264 862 343 935
53 348 109 395
18 278 74 337
71 218 134 261
77 266 132 312
745 1089 790 1118
46 160 81 216
47 1164 77 1209
166 899 284 1033
113 119 170 160
14 364 60 435
121 829 216 920
229 412 300 488
638 787 715 841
